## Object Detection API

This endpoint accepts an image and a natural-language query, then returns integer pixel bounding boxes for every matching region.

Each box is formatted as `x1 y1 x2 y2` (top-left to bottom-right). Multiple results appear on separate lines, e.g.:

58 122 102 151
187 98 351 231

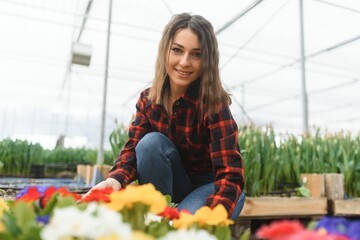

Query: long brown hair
148 13 231 119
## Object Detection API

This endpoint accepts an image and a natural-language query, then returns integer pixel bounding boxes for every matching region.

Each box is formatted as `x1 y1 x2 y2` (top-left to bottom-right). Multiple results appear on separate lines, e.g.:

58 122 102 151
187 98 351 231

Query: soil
0 188 18 200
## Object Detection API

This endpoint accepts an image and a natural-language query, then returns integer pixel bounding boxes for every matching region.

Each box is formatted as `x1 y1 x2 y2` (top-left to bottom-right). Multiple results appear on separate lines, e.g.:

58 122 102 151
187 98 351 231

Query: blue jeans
136 132 245 220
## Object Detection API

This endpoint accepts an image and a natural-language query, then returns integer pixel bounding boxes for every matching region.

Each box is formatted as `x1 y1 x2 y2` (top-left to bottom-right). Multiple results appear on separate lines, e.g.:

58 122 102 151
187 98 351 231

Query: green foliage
109 124 129 164
0 139 44 177
0 139 114 177
239 125 360 198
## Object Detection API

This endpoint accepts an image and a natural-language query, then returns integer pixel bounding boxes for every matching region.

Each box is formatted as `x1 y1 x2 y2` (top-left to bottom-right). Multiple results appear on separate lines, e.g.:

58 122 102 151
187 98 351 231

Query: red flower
40 186 58 207
256 220 305 240
81 187 113 203
159 206 180 220
159 206 191 220
56 187 82 200
16 187 41 202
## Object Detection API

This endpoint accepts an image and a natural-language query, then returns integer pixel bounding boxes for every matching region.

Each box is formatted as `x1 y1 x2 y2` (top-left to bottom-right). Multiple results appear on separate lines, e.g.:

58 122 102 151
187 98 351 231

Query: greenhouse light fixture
71 42 92 66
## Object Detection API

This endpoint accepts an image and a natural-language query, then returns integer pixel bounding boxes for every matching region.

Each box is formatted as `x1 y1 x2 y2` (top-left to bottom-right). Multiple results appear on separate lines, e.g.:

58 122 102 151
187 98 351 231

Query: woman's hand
79 178 121 202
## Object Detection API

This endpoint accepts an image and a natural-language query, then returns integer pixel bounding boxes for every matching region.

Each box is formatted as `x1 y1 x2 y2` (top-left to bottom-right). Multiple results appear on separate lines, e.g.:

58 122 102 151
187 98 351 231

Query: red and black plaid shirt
108 82 244 216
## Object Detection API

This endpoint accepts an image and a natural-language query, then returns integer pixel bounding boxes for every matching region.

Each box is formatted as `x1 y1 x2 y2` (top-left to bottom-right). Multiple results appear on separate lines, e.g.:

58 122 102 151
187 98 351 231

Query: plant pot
324 173 344 200
300 173 325 198
30 164 45 179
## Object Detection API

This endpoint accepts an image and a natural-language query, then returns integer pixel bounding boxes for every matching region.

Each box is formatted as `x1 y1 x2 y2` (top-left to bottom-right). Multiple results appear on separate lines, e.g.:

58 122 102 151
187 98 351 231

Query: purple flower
315 216 349 235
315 216 360 240
346 221 360 240
36 215 50 225
16 186 56 199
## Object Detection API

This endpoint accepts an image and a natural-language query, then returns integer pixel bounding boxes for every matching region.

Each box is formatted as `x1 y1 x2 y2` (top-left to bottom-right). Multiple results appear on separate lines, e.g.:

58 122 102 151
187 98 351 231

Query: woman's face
166 28 202 94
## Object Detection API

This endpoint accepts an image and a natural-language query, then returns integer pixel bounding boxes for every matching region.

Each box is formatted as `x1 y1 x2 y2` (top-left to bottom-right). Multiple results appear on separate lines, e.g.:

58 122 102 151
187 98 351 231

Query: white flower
41 203 132 240
145 212 163 224
159 229 217 240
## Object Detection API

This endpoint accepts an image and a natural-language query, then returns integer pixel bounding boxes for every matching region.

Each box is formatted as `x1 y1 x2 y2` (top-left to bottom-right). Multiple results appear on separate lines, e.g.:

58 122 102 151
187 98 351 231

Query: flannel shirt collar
181 79 200 109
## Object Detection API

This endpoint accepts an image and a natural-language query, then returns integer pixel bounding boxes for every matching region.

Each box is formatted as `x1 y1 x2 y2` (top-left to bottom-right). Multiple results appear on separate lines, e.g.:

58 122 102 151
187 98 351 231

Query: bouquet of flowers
0 183 233 240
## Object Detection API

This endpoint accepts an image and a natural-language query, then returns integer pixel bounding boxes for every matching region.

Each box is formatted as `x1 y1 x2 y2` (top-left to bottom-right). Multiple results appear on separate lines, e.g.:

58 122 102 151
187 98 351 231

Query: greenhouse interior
0 0 359 239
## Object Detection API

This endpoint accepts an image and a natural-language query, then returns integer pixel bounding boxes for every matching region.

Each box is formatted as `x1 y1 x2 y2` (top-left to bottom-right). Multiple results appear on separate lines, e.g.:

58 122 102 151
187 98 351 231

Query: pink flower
256 220 304 240
286 230 349 240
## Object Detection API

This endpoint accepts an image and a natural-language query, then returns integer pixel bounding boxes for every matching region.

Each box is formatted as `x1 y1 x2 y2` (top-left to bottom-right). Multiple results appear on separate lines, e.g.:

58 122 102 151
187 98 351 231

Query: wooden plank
333 199 360 216
240 197 328 218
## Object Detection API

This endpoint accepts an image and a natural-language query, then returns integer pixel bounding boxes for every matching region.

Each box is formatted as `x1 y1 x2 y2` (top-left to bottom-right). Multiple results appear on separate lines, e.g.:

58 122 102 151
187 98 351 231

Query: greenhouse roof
1 0 359 148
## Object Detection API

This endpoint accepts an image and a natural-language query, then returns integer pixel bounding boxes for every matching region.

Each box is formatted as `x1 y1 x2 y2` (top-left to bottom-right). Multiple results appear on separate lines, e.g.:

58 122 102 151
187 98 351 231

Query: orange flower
81 187 113 203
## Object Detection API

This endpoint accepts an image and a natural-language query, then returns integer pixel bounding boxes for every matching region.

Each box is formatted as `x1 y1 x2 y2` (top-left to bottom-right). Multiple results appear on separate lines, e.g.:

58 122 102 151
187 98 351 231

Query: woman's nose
179 54 190 66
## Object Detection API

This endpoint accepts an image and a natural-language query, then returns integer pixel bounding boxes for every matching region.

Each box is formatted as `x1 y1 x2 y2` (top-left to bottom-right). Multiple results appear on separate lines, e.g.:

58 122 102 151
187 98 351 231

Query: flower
81 187 113 203
315 217 349 236
158 206 188 220
16 186 41 202
285 230 349 240
0 198 9 218
173 204 233 229
256 218 352 240
159 228 217 240
315 217 360 240
15 186 81 208
106 183 167 214
173 205 233 240
41 203 133 240
195 204 234 226
256 220 305 240
346 221 360 240
1 183 237 240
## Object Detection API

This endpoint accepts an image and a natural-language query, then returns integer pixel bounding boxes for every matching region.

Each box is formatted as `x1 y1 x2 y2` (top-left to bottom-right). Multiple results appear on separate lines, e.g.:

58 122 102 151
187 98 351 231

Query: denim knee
136 132 164 153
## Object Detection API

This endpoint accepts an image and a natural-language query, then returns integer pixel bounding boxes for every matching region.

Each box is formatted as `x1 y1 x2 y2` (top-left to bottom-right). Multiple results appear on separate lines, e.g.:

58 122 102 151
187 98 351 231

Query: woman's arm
206 105 245 216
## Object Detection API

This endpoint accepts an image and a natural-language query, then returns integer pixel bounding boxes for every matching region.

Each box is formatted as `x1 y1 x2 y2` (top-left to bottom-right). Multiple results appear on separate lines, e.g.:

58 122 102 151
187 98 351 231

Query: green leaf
1 211 21 237
13 202 36 232
239 228 251 240
145 220 172 238
295 186 311 197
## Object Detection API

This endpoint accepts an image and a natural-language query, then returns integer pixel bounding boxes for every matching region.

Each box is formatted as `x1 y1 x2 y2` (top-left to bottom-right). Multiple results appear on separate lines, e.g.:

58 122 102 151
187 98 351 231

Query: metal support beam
299 0 309 133
216 0 264 35
97 0 112 165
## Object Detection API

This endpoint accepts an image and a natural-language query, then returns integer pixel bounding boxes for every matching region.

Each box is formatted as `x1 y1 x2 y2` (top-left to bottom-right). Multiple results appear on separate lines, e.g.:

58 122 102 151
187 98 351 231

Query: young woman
85 13 245 220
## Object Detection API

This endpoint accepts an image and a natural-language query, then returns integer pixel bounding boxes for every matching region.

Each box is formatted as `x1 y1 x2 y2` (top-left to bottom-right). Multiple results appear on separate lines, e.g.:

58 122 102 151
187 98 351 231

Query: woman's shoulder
136 88 152 109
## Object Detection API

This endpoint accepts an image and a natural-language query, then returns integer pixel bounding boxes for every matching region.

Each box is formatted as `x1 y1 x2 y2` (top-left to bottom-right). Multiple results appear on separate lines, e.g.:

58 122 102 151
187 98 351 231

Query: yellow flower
0 198 10 219
195 205 234 226
195 205 233 226
132 231 155 240
106 184 167 214
173 211 197 229
173 205 234 229
0 222 5 232
96 233 120 240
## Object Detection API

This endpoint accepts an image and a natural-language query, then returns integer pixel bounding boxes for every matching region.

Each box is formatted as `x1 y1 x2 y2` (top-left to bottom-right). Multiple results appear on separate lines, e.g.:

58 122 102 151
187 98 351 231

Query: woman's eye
172 47 182 53
192 52 201 58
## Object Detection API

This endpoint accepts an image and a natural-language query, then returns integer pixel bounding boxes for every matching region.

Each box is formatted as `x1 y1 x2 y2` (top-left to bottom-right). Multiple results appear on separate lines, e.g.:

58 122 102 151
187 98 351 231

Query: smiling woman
83 12 246 220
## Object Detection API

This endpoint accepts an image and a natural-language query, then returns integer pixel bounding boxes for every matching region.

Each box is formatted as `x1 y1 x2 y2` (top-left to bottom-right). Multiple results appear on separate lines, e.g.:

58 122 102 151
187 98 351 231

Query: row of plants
1 124 359 197
239 125 360 197
0 139 114 177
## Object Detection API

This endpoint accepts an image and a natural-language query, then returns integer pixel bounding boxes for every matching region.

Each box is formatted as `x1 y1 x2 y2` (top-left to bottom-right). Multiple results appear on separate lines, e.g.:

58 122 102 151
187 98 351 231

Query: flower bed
0 184 232 240
1 184 359 240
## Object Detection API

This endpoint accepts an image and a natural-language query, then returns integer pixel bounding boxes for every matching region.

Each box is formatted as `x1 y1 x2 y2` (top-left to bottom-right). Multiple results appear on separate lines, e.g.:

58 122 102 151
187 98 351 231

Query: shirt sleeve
107 91 151 187
205 105 245 217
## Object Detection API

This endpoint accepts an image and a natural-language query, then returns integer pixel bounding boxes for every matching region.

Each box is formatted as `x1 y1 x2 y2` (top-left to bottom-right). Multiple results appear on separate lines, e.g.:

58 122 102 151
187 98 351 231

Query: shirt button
175 101 180 106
